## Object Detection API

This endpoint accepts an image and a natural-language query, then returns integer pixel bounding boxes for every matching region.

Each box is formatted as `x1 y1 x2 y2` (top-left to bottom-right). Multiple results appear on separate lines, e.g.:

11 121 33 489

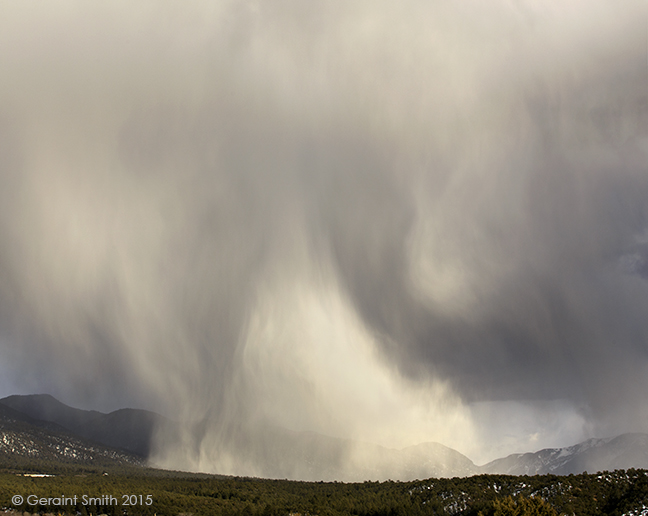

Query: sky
0 0 647 475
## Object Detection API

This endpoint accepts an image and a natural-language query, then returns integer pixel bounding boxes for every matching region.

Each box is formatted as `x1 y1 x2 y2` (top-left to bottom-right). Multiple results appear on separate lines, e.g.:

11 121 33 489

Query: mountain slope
0 394 102 430
0 394 168 458
1 395 479 480
4 394 648 479
0 402 144 468
481 433 648 475
81 408 165 457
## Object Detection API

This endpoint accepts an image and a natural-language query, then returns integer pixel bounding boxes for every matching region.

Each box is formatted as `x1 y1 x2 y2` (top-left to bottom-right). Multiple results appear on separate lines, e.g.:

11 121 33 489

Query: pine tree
478 495 559 516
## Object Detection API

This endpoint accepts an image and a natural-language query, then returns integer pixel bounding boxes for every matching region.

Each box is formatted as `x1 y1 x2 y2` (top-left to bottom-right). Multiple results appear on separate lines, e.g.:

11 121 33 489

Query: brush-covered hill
0 402 144 469
0 394 169 458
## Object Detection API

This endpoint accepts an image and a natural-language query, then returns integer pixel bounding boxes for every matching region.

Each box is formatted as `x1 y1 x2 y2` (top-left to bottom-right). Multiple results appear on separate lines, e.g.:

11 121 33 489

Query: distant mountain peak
481 433 648 475
2 394 648 479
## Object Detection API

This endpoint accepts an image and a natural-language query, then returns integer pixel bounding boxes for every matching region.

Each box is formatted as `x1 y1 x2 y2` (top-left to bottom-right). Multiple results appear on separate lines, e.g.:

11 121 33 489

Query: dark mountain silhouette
0 402 144 467
0 394 169 458
0 394 102 429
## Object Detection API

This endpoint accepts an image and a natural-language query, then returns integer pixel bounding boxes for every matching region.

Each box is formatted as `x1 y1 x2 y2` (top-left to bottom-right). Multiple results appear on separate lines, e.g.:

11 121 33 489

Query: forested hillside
1 458 647 516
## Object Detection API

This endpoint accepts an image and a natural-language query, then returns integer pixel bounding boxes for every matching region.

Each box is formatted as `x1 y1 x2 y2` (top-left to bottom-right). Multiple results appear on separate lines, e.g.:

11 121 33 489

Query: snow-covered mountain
481 433 648 475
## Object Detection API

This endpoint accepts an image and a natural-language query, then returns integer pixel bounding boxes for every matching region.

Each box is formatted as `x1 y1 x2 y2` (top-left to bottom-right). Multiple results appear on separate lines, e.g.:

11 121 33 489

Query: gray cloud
0 0 647 472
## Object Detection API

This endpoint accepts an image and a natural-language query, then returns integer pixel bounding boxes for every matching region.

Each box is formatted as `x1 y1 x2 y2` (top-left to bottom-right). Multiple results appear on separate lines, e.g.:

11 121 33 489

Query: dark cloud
0 0 647 471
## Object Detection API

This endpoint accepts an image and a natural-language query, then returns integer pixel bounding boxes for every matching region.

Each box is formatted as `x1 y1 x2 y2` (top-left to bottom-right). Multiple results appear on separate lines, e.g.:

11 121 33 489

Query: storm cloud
0 0 647 473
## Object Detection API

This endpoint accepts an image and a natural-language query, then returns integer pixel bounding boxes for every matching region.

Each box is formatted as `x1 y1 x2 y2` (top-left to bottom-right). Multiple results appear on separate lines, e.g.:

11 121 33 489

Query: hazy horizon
3 390 645 468
1 0 647 476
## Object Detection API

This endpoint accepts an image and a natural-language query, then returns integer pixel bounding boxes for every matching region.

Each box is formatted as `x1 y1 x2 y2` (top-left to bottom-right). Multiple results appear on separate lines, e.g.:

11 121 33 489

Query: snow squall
0 0 647 478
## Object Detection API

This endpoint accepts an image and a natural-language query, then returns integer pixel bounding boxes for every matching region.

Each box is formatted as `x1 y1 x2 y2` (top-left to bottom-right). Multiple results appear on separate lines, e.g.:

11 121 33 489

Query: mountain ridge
2 394 648 479
0 401 144 468
481 433 648 475
0 394 169 458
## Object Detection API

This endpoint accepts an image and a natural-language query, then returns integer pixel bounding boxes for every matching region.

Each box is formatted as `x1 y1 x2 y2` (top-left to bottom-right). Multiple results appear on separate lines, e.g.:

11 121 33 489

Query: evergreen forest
1 457 648 516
